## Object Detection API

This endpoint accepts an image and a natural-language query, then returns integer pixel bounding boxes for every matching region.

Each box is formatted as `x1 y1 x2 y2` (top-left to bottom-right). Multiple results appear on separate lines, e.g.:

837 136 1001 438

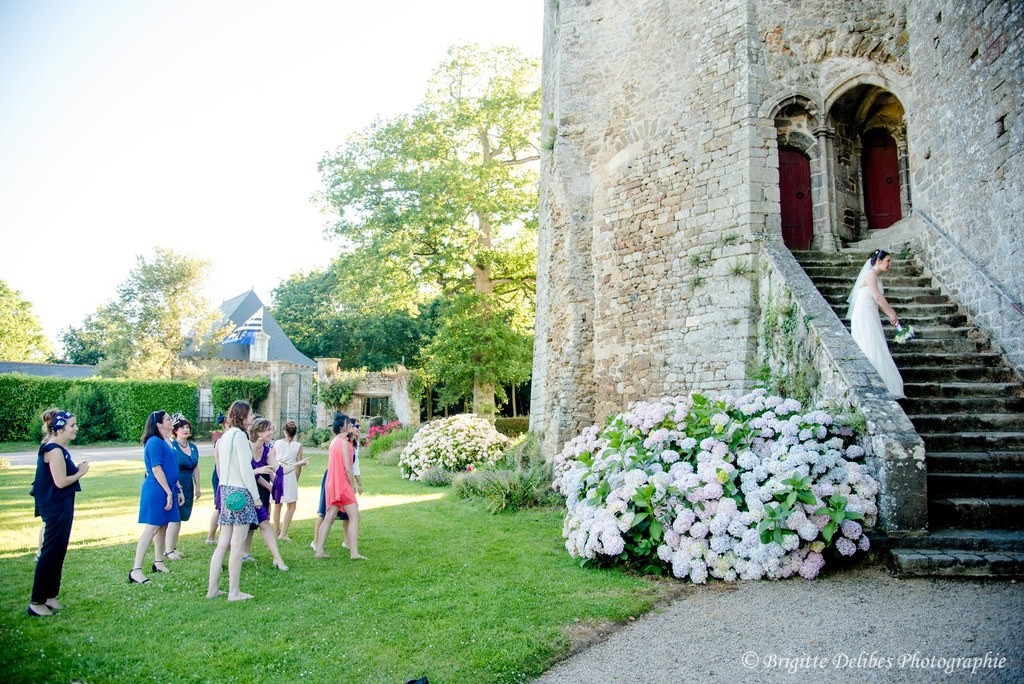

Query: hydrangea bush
400 414 510 480
552 390 877 583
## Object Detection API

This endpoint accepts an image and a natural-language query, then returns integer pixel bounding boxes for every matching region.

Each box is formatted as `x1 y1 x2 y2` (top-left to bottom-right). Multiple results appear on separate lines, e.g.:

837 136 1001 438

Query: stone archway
771 96 840 251
826 85 910 242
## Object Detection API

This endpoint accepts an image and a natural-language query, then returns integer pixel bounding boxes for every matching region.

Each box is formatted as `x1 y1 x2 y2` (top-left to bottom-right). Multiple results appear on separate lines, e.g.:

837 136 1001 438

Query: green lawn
0 452 662 683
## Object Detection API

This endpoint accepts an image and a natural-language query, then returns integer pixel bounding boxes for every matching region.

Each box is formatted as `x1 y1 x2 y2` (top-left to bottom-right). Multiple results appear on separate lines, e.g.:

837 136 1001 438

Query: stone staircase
792 250 1024 577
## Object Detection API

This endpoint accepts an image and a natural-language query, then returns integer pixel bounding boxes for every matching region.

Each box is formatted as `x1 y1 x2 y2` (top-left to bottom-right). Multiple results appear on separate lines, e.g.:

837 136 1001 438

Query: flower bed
400 414 510 480
552 390 877 583
366 420 402 444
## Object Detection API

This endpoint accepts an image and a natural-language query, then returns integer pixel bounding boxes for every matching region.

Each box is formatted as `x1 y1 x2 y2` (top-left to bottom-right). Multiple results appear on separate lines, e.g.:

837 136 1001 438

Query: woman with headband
28 409 90 616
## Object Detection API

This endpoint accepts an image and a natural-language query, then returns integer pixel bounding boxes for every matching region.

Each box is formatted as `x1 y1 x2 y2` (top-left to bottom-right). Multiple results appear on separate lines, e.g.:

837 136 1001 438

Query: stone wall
533 0 773 457
904 0 1024 368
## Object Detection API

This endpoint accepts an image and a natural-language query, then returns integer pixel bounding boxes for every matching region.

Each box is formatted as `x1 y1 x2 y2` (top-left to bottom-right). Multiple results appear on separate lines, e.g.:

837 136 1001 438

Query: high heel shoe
151 561 170 574
128 568 150 584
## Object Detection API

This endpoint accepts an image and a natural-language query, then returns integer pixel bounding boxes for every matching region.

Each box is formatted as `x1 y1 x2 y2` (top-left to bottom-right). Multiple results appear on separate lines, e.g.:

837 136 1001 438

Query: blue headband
52 411 72 431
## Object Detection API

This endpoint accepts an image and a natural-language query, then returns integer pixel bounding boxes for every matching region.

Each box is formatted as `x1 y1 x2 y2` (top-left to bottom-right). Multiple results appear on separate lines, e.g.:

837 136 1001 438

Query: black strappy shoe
151 561 170 574
129 568 150 584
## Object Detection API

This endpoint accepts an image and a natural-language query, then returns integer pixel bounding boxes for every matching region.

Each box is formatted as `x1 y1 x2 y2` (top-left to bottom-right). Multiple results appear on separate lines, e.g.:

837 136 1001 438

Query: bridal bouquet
894 323 917 344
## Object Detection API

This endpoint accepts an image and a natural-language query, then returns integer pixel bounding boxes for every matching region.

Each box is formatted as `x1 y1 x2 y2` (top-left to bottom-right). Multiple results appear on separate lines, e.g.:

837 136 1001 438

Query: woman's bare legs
165 521 182 558
278 502 296 540
131 524 160 582
206 509 219 543
314 506 338 557
206 525 232 598
342 504 366 559
256 521 287 568
311 514 324 550
226 525 252 601
272 503 282 536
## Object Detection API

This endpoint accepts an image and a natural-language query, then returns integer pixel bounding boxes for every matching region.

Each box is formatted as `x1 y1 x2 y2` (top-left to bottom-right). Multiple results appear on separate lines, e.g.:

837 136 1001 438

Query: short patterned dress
170 439 199 521
217 427 258 526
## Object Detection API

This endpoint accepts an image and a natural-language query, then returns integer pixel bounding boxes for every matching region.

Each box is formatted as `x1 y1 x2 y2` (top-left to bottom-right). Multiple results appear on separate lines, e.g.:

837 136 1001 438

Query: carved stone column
813 126 838 252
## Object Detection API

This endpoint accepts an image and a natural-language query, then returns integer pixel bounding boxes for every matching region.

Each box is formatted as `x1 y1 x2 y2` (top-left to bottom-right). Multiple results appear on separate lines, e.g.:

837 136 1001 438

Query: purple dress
250 443 272 525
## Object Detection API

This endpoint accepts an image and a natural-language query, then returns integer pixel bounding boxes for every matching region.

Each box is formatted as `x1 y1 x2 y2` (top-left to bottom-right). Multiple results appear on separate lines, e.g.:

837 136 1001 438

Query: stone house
189 290 316 434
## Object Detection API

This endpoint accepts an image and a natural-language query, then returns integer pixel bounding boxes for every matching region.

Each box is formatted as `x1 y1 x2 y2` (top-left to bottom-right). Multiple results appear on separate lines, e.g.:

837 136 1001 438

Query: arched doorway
779 148 814 250
861 128 902 229
825 84 908 240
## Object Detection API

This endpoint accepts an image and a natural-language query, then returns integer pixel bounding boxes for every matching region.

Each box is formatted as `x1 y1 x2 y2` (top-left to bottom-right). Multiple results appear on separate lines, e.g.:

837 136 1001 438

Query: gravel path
534 564 1023 684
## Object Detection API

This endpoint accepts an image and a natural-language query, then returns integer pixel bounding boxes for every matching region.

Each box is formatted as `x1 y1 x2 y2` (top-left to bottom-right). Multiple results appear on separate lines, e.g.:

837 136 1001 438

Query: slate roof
190 290 315 367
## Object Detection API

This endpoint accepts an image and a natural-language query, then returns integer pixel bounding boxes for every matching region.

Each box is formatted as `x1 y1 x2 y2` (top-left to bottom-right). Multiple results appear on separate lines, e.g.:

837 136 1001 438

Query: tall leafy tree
0 280 53 362
77 247 226 379
315 44 540 416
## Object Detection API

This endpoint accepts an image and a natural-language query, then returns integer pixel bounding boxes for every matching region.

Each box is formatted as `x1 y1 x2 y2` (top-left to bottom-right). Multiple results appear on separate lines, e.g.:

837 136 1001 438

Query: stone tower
532 0 1024 459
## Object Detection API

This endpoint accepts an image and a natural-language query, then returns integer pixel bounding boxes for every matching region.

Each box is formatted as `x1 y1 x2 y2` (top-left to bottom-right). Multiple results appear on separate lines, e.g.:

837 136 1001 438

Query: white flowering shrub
553 390 877 583
400 414 510 480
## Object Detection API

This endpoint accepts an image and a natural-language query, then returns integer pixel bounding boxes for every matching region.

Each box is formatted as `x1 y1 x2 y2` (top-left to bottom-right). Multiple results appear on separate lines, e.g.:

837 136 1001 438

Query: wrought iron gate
279 371 313 433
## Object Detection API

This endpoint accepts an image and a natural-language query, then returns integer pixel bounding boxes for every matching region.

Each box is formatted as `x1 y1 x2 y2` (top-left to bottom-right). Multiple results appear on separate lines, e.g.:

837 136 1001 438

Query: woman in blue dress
129 411 184 584
28 408 90 617
164 414 201 560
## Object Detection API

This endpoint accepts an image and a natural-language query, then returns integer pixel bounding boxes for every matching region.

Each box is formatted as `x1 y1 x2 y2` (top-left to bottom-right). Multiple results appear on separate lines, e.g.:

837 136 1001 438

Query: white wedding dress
847 264 905 399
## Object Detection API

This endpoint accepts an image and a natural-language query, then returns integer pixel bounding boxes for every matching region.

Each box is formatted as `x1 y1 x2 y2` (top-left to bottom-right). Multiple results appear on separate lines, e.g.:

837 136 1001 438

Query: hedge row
0 374 197 443
211 377 270 415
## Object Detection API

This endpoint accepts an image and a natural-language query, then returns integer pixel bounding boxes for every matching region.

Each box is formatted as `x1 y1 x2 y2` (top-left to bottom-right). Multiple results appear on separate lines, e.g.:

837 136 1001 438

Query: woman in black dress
28 408 90 617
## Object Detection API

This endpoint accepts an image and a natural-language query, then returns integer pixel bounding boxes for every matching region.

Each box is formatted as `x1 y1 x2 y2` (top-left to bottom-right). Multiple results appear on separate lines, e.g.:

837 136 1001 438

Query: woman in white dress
272 420 308 541
846 248 905 399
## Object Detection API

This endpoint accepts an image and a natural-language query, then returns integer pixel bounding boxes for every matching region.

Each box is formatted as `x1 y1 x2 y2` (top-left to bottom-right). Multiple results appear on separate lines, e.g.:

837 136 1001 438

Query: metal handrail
915 209 1024 316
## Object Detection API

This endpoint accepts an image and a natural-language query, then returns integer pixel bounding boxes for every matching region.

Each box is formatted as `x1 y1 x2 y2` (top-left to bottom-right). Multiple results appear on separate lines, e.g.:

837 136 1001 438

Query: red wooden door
862 129 902 229
779 148 813 250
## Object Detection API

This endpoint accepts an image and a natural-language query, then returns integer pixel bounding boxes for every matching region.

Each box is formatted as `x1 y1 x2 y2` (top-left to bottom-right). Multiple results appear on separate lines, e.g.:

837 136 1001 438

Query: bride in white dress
846 249 905 399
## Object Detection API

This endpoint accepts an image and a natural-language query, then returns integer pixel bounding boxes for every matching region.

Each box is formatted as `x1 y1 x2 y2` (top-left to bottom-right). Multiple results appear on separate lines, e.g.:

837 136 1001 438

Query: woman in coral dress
312 418 366 560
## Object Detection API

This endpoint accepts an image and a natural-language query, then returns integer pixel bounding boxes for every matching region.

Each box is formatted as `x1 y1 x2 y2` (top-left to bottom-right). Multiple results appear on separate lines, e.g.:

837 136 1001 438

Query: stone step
927 451 1024 473
885 338 989 354
923 431 1024 451
903 382 1024 399
903 395 1024 413
890 547 1024 577
876 528 1024 552
930 497 1024 529
890 351 1005 367
912 413 1024 433
823 299 957 316
809 274 936 288
817 287 945 303
928 472 1024 498
900 365 1019 383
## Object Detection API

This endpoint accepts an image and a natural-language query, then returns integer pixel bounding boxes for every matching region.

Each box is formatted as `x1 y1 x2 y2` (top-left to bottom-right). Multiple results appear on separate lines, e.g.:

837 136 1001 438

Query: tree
0 280 53 362
315 44 540 417
271 265 439 370
79 248 226 379
59 314 109 365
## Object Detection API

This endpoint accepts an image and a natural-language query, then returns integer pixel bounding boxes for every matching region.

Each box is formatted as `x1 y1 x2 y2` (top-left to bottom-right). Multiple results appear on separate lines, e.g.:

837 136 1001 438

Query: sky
0 0 542 353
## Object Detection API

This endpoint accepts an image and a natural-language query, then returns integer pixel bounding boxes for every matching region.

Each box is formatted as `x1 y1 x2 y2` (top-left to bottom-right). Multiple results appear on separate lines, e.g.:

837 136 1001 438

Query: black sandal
151 561 170 574
26 604 53 617
128 568 150 584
